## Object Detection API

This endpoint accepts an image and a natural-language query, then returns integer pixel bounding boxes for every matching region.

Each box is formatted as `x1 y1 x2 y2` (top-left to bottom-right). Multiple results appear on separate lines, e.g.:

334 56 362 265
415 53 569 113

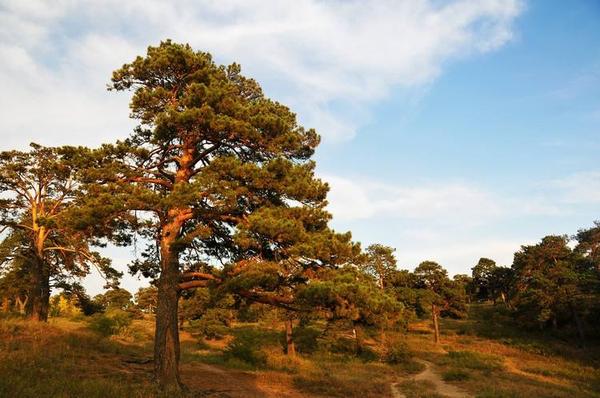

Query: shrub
49 294 82 319
357 347 379 362
383 339 410 364
88 309 133 337
320 336 356 355
442 370 470 381
189 308 230 339
280 326 320 354
224 330 267 367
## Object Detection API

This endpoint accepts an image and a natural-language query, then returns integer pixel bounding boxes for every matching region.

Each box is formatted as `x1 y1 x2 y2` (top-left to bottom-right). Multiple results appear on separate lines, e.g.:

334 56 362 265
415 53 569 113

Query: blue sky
318 0 600 274
0 0 598 294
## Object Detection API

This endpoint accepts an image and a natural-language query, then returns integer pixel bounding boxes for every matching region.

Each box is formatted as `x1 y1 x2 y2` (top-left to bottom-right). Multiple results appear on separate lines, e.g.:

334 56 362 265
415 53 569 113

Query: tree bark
25 256 50 322
154 241 182 391
285 317 296 356
570 303 585 347
153 143 195 390
352 322 363 354
15 296 27 314
432 303 440 344
1 297 9 313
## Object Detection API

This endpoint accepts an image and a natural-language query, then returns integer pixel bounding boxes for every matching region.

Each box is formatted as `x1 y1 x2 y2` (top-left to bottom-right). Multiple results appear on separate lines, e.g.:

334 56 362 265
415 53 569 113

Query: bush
383 339 410 364
320 336 356 355
443 370 470 381
88 309 133 337
280 325 320 354
189 308 230 339
357 347 379 362
49 294 82 319
236 304 261 323
224 330 267 367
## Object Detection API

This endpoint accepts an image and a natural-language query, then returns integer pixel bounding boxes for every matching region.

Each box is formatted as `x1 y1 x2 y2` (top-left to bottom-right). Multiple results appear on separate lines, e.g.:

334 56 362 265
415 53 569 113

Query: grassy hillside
0 305 598 398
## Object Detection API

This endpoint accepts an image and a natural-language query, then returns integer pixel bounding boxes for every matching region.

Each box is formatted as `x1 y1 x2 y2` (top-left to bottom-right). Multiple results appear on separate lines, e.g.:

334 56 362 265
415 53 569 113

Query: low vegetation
1 302 599 397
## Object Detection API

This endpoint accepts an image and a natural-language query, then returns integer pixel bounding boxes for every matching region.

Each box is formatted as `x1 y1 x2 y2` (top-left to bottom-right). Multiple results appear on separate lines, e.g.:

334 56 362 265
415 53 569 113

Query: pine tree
0 144 119 321
87 40 354 389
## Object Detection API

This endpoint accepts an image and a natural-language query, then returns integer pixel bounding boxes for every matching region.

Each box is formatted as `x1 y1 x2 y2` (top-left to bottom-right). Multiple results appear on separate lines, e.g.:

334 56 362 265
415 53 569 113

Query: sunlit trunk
154 240 182 391
285 317 296 356
1 297 10 313
154 145 193 390
500 292 507 305
432 303 440 344
25 256 50 322
15 296 27 314
352 321 363 354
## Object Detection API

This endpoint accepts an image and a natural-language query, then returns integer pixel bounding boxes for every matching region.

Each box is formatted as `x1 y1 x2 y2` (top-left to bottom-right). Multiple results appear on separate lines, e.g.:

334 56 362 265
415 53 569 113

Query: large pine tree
92 40 353 389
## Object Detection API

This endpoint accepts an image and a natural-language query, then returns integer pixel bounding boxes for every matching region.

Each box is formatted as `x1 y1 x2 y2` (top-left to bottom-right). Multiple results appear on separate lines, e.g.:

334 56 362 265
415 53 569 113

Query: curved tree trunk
154 242 182 391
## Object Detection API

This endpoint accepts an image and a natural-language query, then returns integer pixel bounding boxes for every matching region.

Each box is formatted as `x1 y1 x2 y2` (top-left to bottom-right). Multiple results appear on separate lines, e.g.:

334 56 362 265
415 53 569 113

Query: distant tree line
462 223 600 342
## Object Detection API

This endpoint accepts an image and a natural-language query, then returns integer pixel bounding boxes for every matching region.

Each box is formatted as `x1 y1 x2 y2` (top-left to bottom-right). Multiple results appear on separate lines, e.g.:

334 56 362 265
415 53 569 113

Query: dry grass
2 305 600 398
403 306 600 398
0 318 158 398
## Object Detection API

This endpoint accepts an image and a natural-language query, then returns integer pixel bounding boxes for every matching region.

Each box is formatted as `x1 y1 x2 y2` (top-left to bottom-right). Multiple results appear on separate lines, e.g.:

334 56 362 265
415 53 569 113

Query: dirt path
391 359 471 398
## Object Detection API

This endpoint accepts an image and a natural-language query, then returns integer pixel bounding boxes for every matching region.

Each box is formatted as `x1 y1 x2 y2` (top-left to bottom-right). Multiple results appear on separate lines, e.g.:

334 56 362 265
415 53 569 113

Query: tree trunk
25 256 50 322
570 303 585 347
1 297 10 313
154 243 182 391
15 296 27 314
285 317 296 356
352 322 363 354
432 303 440 344
153 143 194 390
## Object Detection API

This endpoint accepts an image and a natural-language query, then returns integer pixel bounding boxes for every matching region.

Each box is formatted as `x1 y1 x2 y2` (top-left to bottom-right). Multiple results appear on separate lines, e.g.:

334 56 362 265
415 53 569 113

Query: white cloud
322 170 599 224
552 171 600 204
324 174 504 223
0 0 523 148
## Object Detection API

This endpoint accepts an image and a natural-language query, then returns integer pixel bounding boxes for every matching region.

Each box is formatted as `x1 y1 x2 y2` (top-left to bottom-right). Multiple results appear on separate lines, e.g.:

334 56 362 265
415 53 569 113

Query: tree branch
237 290 299 311
178 280 210 290
180 272 221 282
126 177 173 189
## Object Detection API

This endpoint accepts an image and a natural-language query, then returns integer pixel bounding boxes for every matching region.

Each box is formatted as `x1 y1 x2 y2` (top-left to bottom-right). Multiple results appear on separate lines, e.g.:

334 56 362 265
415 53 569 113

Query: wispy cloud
0 0 523 147
321 171 599 275
551 171 600 204
322 173 567 224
